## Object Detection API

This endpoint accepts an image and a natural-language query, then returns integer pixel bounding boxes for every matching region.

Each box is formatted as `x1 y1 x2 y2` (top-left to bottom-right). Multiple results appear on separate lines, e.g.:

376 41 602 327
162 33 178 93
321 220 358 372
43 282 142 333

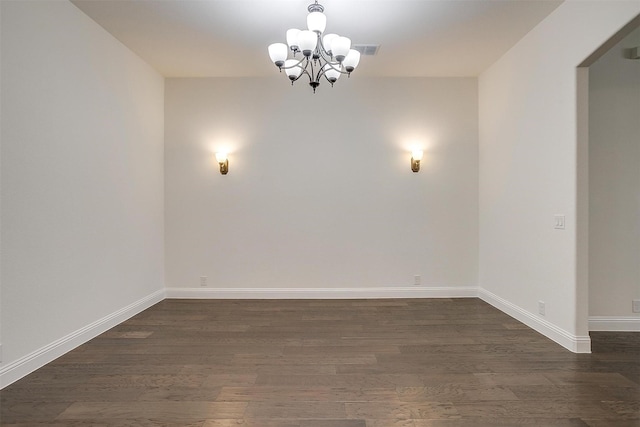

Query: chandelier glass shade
267 1 361 93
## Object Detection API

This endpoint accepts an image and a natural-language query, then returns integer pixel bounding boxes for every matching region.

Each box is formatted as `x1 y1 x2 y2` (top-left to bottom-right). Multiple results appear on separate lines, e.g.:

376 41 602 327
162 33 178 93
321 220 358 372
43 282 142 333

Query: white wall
165 77 478 294
0 0 165 383
589 26 640 323
478 0 640 351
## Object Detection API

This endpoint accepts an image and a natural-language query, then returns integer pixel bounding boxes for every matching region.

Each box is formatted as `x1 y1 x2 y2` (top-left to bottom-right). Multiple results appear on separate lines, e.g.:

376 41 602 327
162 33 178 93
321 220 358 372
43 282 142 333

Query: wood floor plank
203 420 300 427
452 401 619 419
136 386 222 401
2 422 206 427
56 401 247 420
411 418 589 426
365 420 415 427
344 401 459 420
254 373 425 388
1 299 638 425
0 402 74 424
216 386 398 403
302 420 367 427
244 401 346 418
396 384 518 402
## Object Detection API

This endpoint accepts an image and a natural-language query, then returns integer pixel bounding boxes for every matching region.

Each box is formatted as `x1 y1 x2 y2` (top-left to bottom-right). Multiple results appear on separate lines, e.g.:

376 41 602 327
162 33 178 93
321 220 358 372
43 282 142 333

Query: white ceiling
71 0 563 78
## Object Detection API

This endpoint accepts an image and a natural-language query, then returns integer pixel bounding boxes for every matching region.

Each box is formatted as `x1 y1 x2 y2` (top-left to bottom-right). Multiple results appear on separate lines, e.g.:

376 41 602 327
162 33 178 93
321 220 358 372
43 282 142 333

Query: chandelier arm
318 66 336 84
315 48 351 75
325 61 350 75
315 33 351 75
316 33 330 58
318 68 328 83
279 57 306 70
293 68 312 84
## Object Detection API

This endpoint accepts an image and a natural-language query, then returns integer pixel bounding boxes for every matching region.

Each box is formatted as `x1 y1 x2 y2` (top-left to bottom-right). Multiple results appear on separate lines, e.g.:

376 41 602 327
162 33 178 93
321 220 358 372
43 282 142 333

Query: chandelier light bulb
323 63 342 83
286 29 301 51
343 49 361 73
284 59 303 81
268 43 288 67
322 33 338 54
298 30 318 56
331 36 351 62
307 11 327 33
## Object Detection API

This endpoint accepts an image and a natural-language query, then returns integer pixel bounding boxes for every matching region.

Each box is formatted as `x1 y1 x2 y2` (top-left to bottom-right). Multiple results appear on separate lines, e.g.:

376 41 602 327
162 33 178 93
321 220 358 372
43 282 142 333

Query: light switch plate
554 215 566 230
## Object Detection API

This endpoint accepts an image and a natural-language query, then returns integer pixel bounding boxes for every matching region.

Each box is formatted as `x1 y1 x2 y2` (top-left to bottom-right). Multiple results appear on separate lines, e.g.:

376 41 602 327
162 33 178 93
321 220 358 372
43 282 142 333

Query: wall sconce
411 150 423 172
215 152 229 175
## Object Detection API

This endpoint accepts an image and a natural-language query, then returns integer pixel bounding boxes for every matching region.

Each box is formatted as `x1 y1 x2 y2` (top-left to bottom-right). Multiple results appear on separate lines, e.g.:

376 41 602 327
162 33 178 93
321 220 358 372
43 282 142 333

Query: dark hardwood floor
1 298 638 426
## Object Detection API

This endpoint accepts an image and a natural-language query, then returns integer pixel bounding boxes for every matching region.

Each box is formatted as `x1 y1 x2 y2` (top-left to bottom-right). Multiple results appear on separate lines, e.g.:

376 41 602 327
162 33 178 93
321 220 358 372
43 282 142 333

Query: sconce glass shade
331 36 351 61
307 11 326 33
343 49 361 72
268 43 288 67
216 152 228 163
298 30 318 56
286 28 301 50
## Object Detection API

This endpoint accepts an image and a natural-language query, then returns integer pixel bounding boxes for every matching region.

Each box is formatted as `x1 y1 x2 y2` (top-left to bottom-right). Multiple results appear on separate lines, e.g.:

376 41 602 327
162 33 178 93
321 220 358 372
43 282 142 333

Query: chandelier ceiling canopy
267 1 361 93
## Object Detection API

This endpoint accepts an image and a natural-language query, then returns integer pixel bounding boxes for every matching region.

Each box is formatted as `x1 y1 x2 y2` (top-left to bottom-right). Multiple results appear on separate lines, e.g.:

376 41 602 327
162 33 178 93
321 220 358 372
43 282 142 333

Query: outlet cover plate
538 301 546 316
633 300 640 313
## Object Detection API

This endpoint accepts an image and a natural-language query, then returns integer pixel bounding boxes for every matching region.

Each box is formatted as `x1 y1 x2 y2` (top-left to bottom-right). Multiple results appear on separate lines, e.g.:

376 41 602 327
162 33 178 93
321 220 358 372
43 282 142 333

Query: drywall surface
589 26 640 319
165 77 478 292
479 0 640 344
0 0 164 368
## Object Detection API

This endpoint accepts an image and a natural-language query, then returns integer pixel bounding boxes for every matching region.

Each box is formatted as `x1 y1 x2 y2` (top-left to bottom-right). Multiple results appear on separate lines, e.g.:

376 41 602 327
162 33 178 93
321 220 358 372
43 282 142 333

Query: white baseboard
478 287 591 353
0 289 165 389
165 286 478 300
589 316 640 332
3 285 605 389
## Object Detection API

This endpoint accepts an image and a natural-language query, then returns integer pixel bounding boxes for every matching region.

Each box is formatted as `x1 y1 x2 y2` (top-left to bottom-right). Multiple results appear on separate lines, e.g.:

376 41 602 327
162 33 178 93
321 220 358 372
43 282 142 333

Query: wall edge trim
589 316 640 332
478 287 591 353
0 289 165 389
165 286 479 299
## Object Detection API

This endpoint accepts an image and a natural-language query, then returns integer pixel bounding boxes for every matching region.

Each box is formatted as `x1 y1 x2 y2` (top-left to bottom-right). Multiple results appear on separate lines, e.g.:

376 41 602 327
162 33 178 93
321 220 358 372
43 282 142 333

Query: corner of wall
0 289 165 389
479 287 591 353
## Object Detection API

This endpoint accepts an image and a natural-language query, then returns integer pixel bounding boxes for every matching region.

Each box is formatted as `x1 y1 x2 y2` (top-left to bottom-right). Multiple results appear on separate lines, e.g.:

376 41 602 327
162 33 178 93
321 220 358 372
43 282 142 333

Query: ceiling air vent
352 44 380 56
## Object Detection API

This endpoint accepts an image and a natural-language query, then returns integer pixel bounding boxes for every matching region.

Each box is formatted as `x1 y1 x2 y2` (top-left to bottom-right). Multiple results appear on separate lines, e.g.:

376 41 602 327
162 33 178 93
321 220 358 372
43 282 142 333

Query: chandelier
267 1 361 93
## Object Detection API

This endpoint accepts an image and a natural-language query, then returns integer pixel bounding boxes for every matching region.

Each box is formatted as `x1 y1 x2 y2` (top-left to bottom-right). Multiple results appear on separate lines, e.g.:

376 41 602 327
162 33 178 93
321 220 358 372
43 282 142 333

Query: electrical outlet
633 300 640 313
0 343 3 363
414 275 421 286
538 301 546 316
200 276 208 287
